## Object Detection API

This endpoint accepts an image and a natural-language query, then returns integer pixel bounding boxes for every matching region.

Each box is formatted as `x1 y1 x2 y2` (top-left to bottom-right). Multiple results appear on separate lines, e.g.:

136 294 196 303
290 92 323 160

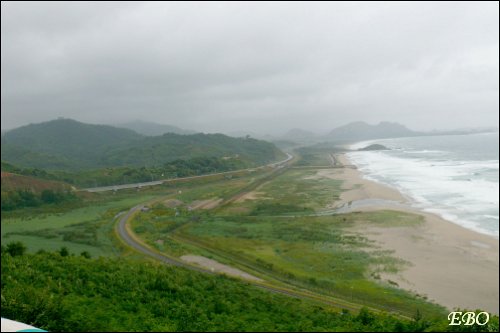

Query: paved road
84 153 293 192
115 203 365 312
113 152 409 317
117 205 210 273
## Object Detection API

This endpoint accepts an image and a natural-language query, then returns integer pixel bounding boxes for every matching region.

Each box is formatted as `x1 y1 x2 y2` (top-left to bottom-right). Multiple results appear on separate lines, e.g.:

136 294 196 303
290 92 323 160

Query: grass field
1 170 271 257
217 168 343 215
2 150 446 319
1 194 158 256
294 151 333 166
171 211 440 317
125 162 442 318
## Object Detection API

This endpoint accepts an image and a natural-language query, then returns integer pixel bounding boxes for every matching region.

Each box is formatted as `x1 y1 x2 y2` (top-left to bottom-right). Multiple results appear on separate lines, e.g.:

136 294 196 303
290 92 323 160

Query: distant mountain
117 120 196 136
281 128 316 141
225 130 263 138
270 139 301 150
326 121 420 141
1 118 285 170
325 121 498 142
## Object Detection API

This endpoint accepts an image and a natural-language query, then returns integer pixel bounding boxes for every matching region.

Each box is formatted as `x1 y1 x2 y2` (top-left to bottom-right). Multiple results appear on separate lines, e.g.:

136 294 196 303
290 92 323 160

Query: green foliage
80 251 91 259
220 169 342 215
426 309 499 332
179 214 443 317
250 202 313 215
1 188 76 211
58 246 69 257
1 193 157 256
1 119 285 171
5 241 26 256
58 156 252 187
0 251 450 332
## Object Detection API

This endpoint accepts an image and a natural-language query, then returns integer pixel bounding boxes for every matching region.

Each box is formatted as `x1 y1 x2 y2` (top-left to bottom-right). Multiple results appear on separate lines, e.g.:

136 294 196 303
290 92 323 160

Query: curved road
114 152 410 318
116 204 394 315
117 204 209 274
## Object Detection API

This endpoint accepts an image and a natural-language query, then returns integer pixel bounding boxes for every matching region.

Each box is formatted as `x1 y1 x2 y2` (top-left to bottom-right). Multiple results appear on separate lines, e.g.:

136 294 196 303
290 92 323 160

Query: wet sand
320 153 499 313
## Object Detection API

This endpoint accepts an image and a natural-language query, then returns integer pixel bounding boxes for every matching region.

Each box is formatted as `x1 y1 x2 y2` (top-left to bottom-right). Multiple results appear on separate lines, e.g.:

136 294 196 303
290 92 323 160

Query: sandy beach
322 153 499 314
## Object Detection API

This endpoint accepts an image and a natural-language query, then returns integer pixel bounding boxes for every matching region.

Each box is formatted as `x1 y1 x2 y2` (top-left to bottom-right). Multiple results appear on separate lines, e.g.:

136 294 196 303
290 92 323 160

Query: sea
347 132 499 237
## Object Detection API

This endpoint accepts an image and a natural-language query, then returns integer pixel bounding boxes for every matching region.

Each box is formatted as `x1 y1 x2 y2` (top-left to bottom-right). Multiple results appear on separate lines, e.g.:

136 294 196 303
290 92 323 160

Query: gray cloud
2 1 498 134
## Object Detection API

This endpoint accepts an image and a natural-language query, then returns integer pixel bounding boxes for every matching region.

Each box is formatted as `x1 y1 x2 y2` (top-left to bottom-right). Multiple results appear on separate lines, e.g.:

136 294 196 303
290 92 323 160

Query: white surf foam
347 150 499 237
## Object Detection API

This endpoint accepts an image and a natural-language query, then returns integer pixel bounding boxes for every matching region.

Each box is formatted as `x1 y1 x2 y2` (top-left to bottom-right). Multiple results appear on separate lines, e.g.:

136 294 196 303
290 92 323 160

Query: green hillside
101 133 283 167
1 170 77 212
3 250 482 332
1 119 285 170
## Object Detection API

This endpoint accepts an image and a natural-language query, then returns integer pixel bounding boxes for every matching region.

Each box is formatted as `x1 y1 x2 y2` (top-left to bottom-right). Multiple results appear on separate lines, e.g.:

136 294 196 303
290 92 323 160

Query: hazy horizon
2 116 499 138
2 2 498 135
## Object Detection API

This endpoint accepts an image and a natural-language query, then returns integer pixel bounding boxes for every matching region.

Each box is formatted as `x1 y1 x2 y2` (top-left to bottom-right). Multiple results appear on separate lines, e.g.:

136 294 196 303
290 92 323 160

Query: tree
6 241 27 257
18 190 40 207
41 189 57 204
80 251 91 259
59 247 69 257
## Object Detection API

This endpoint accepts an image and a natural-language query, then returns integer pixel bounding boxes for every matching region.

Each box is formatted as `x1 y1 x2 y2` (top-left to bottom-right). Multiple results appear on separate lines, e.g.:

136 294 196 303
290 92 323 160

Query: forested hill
1 119 285 170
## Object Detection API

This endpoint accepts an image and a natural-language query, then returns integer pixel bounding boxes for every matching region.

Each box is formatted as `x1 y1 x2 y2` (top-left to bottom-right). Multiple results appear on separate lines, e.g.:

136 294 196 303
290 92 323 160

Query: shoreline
323 153 499 313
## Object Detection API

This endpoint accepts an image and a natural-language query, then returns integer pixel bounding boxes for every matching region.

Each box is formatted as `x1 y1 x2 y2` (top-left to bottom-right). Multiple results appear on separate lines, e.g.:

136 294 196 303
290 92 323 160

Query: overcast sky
1 1 498 135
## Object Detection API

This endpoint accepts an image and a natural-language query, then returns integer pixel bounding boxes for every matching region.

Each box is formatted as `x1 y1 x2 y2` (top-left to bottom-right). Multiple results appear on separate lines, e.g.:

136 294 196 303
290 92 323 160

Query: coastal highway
84 153 293 193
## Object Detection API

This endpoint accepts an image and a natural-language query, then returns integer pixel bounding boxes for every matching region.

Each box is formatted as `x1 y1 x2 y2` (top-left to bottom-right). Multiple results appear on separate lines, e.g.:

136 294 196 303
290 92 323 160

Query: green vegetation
5 241 26 256
1 118 285 171
4 156 253 188
0 169 268 256
173 212 439 318
294 152 332 166
5 250 495 332
218 169 342 215
294 145 344 166
3 146 497 332
59 156 251 188
125 162 445 320
1 191 158 256
1 188 77 211
1 170 78 212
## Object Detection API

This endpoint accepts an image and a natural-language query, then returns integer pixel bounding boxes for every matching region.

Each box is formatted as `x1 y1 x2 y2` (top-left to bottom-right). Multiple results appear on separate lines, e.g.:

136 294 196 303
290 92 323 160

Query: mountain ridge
116 120 196 136
325 121 420 141
1 118 285 171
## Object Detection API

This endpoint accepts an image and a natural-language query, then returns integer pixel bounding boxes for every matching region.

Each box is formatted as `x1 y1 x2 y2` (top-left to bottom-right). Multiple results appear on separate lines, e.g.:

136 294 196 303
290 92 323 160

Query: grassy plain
2 149 447 318
127 152 445 318
172 212 440 317
1 193 158 256
1 169 272 257
217 168 343 215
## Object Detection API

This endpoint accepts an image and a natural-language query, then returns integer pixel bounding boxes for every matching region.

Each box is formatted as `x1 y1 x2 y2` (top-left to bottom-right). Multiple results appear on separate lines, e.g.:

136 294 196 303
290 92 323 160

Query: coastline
324 153 499 314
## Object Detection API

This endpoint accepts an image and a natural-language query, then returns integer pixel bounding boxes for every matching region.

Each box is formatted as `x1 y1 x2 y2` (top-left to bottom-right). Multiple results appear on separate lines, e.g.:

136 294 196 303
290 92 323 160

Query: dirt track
181 255 263 282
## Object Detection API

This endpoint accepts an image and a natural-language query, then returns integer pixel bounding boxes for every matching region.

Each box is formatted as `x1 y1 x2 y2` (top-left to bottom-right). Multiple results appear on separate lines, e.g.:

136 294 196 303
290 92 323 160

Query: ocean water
347 132 499 237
